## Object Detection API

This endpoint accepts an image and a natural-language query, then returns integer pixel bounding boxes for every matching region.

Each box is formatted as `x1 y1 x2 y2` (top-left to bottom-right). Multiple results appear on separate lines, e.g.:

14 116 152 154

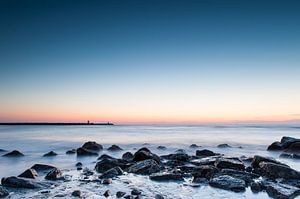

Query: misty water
0 125 299 198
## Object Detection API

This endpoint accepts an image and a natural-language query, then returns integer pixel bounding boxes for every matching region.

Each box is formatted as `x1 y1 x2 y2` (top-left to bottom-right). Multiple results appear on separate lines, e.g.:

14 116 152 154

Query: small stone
2 150 24 157
190 144 200 148
76 162 83 167
107 145 123 151
103 190 110 197
196 149 217 157
116 191 126 198
250 182 263 193
157 146 166 150
102 178 112 184
71 190 81 197
66 149 76 154
217 144 231 148
155 194 164 199
43 151 57 157
131 188 141 195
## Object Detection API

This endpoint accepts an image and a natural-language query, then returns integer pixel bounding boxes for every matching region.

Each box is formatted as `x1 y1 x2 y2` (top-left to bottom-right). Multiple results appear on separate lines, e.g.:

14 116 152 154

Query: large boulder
99 167 123 179
285 142 300 152
209 175 246 192
1 176 41 189
215 158 245 171
196 149 217 157
192 165 219 180
95 158 129 173
18 169 38 179
31 164 56 172
45 168 63 180
122 152 134 161
251 155 287 168
267 136 300 151
76 147 98 156
257 162 300 180
82 141 103 151
150 172 184 181
126 159 161 175
265 182 300 199
267 141 283 151
133 148 161 164
0 186 9 197
2 150 24 157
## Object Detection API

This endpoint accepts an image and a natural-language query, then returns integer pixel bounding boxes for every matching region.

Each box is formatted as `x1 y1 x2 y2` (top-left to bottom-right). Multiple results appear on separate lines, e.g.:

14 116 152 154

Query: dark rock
18 169 38 179
1 176 41 189
103 190 110 197
220 169 259 185
124 195 133 199
177 165 198 173
191 156 219 166
161 153 189 162
155 194 164 199
95 158 129 173
107 145 123 151
45 168 62 180
2 150 24 157
157 146 166 150
268 141 283 151
76 147 98 156
131 188 141 195
281 137 300 149
102 178 112 185
116 191 126 198
215 158 245 171
66 149 76 154
82 141 103 151
164 160 186 167
217 144 231 148
31 164 56 172
82 168 94 176
265 182 300 199
285 142 300 152
150 172 184 181
133 148 161 164
251 155 287 168
192 165 219 180
43 151 57 157
190 144 200 148
250 181 263 193
75 162 83 167
0 149 6 152
126 159 161 175
0 186 9 197
40 190 50 194
257 161 300 180
71 190 81 197
245 166 253 172
122 152 134 161
209 175 246 192
280 153 300 159
175 149 186 153
99 167 123 179
196 149 217 157
98 154 116 160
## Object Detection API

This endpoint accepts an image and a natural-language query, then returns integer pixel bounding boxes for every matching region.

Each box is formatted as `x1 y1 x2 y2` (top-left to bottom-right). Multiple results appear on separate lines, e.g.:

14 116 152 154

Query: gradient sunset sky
0 0 300 124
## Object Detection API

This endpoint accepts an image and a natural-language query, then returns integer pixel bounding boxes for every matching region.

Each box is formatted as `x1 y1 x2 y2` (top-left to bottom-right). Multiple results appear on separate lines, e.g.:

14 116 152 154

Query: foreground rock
150 172 184 181
1 176 41 189
219 169 259 185
82 141 103 151
192 165 219 180
95 158 129 173
45 168 63 180
18 169 38 179
257 162 300 180
126 159 161 175
265 182 300 199
251 155 287 168
133 148 161 164
209 175 246 192
99 167 123 179
0 186 9 197
2 150 24 157
71 190 81 197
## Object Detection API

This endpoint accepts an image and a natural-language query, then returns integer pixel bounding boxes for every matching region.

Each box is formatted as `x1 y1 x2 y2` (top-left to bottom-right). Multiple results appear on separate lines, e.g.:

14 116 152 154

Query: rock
196 149 217 157
122 152 134 161
99 167 123 179
71 190 81 197
82 168 94 176
30 165 56 176
280 153 300 159
45 168 62 180
164 160 186 167
209 175 246 192
43 151 57 157
257 162 300 180
220 169 259 185
76 147 98 156
191 156 219 166
175 149 186 153
1 176 41 189
0 149 6 152
82 141 103 151
250 181 263 193
0 186 9 198
265 182 300 199
126 159 161 175
268 141 283 151
95 158 129 173
133 148 161 164
116 191 126 198
251 155 287 168
66 149 76 154
161 153 189 162
98 154 116 160
190 144 200 148
281 137 300 149
2 150 24 157
177 165 198 173
18 169 38 179
107 145 123 151
150 172 184 181
285 142 300 152
102 178 112 184
103 190 110 197
192 165 219 180
157 146 166 150
155 194 164 199
75 162 83 167
131 188 141 195
217 144 231 148
215 158 245 171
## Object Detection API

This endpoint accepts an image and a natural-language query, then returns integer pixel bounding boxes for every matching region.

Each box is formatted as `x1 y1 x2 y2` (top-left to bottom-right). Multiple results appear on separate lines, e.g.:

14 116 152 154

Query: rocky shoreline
0 137 300 198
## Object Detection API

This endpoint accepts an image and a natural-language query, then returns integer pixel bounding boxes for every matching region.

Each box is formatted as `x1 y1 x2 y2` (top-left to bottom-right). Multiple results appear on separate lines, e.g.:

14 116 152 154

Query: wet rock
18 169 38 179
82 141 103 151
268 141 283 151
164 160 186 167
150 172 184 181
250 181 263 193
98 154 116 160
131 188 141 195
177 165 198 173
190 144 200 148
103 190 110 197
161 153 189 162
122 152 134 161
196 149 217 157
124 195 133 199
126 159 161 175
257 161 300 180
133 148 161 164
265 182 300 199
285 142 300 152
192 165 219 180
157 146 166 150
175 149 186 153
76 162 83 167
280 153 300 159
267 136 300 152
251 155 287 168
76 147 98 156
281 137 300 148
31 164 57 172
102 178 112 184
217 144 231 148
107 145 123 151
66 149 76 154
2 150 24 157
0 186 9 198
245 166 253 172
1 176 41 189
116 191 126 198
99 167 123 179
45 168 62 180
155 194 164 199
209 175 246 192
220 169 259 185
43 151 57 157
82 168 94 176
95 158 129 173
215 158 245 171
71 190 81 197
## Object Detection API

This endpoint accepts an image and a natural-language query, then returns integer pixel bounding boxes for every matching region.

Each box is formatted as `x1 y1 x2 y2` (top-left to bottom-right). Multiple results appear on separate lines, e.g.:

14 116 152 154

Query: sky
0 0 300 124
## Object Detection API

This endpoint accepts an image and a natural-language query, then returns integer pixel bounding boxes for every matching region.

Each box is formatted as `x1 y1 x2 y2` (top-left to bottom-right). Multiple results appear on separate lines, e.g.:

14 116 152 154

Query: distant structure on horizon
0 122 114 126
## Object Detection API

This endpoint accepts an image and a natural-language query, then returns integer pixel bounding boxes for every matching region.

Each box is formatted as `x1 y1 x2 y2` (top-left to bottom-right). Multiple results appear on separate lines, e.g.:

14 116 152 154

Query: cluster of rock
267 136 300 159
